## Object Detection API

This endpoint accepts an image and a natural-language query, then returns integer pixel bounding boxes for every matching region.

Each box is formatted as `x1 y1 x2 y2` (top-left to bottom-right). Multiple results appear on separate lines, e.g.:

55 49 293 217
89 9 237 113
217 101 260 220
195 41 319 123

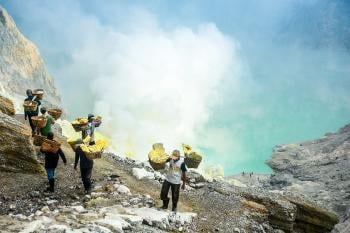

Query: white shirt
165 157 187 184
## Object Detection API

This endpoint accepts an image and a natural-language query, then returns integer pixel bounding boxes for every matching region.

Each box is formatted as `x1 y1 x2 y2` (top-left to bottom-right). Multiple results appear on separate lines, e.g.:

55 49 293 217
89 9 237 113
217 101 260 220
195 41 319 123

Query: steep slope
0 6 61 112
267 124 350 232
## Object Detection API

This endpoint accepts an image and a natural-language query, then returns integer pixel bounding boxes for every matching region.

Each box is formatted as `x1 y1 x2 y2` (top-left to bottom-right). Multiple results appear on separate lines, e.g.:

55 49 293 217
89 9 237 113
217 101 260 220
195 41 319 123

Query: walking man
74 145 94 195
40 132 67 193
24 89 41 135
160 150 187 212
40 107 55 136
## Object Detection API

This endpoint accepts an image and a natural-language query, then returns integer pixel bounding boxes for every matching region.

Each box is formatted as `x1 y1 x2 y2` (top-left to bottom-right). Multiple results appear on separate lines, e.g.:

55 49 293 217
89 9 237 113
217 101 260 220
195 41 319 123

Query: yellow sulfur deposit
67 138 83 149
152 143 164 151
71 118 88 125
80 139 107 155
83 135 91 144
186 151 202 162
148 149 169 164
182 143 192 155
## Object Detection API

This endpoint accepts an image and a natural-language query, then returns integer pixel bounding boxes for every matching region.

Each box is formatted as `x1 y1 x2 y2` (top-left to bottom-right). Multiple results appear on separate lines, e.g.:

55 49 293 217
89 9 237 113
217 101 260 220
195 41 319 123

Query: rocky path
0 114 342 233
0 143 199 233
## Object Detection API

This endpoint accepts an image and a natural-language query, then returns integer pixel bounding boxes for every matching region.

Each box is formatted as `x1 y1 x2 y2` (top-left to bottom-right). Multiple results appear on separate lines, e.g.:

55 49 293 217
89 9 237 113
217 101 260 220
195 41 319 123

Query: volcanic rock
0 95 15 116
0 112 43 173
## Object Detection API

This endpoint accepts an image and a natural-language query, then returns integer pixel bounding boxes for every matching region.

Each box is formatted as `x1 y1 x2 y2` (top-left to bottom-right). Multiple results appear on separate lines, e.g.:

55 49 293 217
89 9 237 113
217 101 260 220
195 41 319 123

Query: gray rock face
266 124 350 230
0 112 43 173
0 6 61 111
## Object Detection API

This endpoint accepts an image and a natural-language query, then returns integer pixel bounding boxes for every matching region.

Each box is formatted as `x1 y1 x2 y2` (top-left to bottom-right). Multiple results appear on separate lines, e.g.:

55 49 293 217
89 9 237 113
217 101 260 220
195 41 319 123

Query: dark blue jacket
41 148 67 169
24 96 41 117
74 146 93 169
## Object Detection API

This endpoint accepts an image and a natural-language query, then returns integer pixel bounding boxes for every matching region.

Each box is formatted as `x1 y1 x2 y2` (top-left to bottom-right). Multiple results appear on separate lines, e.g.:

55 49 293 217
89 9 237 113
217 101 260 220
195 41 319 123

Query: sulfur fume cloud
89 10 242 160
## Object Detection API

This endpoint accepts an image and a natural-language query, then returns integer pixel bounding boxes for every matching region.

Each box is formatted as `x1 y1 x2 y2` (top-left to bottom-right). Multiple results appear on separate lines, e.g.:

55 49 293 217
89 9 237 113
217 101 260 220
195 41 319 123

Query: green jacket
41 114 54 136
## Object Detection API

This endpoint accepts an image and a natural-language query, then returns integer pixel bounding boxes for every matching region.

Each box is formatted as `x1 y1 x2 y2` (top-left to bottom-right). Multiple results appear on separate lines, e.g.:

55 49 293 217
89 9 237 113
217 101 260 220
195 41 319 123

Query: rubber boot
44 181 51 193
49 178 55 193
161 200 169 209
172 202 177 212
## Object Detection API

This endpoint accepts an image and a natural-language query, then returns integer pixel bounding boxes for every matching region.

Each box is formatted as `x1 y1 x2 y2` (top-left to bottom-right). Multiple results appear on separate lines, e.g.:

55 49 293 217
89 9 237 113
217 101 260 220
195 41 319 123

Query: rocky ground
0 141 340 233
266 124 350 233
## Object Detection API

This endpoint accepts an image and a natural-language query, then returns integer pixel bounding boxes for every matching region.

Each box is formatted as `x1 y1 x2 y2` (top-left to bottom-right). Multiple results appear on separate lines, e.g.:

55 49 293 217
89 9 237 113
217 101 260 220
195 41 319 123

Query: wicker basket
23 101 37 112
48 108 62 120
149 160 166 170
33 89 44 99
68 139 83 151
41 139 61 153
31 116 48 128
72 122 88 132
184 157 202 169
33 135 46 146
86 151 103 160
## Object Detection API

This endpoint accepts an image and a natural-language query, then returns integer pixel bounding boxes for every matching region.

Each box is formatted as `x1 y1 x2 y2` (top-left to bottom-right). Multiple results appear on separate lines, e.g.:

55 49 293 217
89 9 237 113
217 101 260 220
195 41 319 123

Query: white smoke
85 11 242 158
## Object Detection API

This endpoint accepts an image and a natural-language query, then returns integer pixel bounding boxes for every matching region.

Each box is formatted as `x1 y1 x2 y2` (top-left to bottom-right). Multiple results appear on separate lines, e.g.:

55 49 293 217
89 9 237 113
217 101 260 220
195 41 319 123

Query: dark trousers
80 167 92 191
27 114 37 133
160 180 180 208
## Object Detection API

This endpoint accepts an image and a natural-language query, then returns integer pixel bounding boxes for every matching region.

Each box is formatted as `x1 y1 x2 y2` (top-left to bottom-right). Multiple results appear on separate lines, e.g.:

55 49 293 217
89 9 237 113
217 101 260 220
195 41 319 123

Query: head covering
26 89 33 97
40 107 47 114
170 149 181 160
47 132 54 140
88 113 94 119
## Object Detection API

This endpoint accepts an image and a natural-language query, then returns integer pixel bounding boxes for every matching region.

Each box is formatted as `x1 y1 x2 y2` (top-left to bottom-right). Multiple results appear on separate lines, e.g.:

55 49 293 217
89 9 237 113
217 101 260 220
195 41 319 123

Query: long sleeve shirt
42 148 67 169
74 146 93 169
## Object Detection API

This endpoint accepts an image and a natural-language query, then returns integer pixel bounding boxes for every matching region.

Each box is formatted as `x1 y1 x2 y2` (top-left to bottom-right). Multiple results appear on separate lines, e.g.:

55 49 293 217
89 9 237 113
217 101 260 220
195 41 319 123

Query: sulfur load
71 118 88 125
67 138 83 151
182 143 203 168
182 143 192 155
148 143 169 170
152 143 164 151
71 118 88 132
80 139 107 160
149 150 169 163
185 151 202 168
186 151 202 162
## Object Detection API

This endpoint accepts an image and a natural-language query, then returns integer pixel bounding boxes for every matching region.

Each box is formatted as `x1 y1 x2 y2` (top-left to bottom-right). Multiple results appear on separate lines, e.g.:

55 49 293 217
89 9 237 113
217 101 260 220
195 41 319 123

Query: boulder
0 95 15 116
243 190 339 233
287 197 339 233
132 168 154 180
266 123 350 230
243 192 297 232
0 112 43 173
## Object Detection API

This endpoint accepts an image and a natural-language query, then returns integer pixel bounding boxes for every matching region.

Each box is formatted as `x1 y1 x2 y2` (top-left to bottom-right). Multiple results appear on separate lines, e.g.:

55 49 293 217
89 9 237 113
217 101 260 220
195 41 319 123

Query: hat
26 89 32 96
170 150 181 160
88 113 94 119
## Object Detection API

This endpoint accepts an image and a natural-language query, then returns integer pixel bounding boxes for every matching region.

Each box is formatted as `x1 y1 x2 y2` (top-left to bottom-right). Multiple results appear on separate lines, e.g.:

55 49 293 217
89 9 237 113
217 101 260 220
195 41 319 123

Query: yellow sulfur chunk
182 143 192 155
186 151 202 162
152 143 165 151
71 118 88 125
80 139 107 154
148 149 169 164
83 135 91 144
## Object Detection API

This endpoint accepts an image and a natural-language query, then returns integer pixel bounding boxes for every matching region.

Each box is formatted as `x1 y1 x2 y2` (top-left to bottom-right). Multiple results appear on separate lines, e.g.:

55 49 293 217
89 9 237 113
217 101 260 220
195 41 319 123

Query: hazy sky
2 0 350 174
